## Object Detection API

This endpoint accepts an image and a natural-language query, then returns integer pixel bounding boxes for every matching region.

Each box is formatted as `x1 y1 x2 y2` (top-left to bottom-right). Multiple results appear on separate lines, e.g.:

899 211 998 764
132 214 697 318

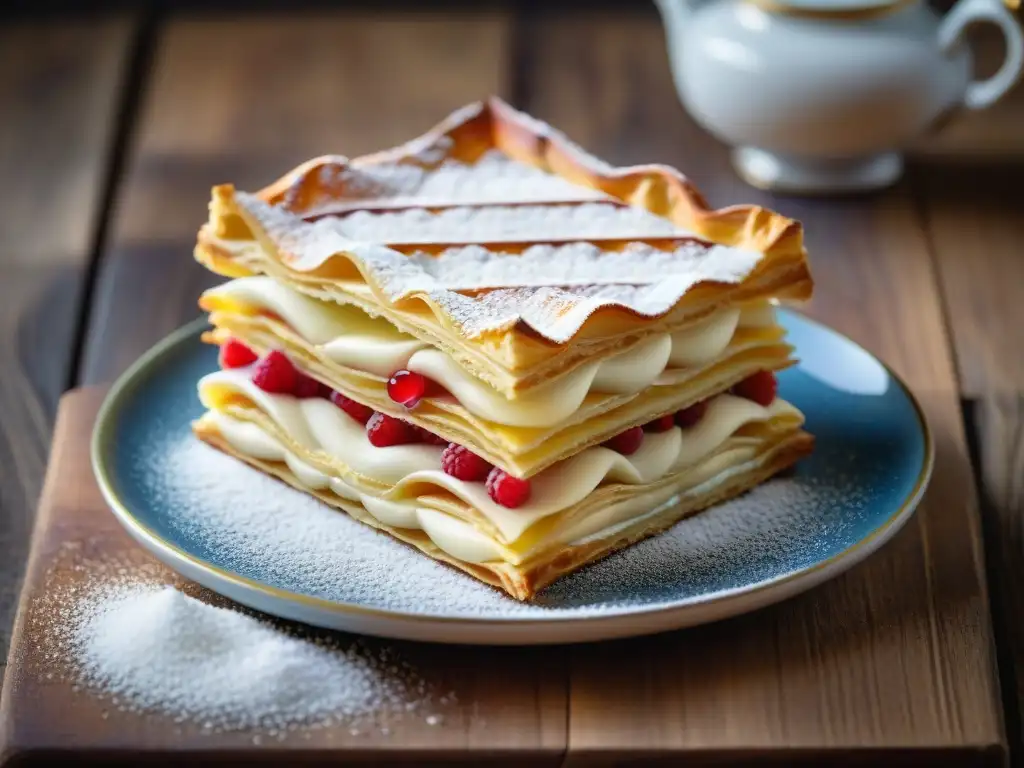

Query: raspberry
676 399 709 428
387 369 427 408
603 426 644 455
220 338 257 369
365 412 419 447
732 370 777 406
412 425 448 446
251 350 297 394
293 373 321 399
330 392 374 425
485 468 532 508
441 443 493 481
644 415 675 432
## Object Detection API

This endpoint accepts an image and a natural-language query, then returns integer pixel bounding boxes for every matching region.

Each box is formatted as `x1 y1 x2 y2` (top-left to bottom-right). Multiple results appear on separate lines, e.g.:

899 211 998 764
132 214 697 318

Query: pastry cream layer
198 370 803 556
204 324 794 478
202 277 781 428
199 407 796 567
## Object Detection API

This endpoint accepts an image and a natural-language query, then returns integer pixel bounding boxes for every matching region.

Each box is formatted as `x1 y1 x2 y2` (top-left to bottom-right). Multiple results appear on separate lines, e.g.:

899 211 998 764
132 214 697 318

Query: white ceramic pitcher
654 0 1023 192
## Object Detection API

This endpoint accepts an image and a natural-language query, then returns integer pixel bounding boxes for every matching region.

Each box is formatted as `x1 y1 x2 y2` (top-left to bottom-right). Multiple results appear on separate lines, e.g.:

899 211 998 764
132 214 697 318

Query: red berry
366 412 419 447
387 369 428 408
644 415 675 432
251 350 298 394
441 443 493 481
220 339 257 369
330 392 374 425
676 399 709 428
604 426 644 455
412 425 448 446
293 373 321 399
486 468 532 508
732 371 777 406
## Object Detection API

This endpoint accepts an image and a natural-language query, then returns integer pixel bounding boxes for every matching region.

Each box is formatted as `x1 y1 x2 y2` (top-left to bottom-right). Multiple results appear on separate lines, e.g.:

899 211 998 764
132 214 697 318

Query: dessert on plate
190 97 815 601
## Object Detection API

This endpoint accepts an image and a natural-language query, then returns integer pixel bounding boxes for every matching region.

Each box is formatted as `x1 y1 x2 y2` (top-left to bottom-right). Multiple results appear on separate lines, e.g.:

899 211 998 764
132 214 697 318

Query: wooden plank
0 389 568 767
73 11 568 765
0 18 133 673
520 10 1004 764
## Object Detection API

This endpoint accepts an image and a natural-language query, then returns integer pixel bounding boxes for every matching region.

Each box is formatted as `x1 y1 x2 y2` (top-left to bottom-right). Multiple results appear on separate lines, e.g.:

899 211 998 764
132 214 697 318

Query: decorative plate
92 309 931 645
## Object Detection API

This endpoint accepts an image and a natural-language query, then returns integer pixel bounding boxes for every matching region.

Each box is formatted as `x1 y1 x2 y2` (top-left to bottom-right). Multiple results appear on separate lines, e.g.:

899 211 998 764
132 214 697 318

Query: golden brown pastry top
196 97 812 391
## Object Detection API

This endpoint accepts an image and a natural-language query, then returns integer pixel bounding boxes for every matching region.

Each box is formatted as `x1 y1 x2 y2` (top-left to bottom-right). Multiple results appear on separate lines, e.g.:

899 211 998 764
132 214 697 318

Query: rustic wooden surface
1 5 1022 766
0 17 134 678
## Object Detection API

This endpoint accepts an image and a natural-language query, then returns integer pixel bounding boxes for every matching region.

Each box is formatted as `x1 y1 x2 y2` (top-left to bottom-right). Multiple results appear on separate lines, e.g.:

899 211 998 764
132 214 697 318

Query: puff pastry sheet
195 97 813 396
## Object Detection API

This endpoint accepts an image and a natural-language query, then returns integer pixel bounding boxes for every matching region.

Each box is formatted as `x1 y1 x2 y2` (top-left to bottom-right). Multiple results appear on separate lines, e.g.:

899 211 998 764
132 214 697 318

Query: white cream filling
199 370 801 547
207 410 778 567
203 277 777 428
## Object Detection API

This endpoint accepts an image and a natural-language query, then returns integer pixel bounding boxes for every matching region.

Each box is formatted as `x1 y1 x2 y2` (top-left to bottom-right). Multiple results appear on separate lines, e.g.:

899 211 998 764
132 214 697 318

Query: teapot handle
938 0 1024 110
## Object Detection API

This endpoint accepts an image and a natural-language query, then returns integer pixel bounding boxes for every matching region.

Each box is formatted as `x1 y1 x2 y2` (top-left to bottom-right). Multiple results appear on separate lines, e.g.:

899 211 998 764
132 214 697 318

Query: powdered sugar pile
40 570 444 735
144 434 876 617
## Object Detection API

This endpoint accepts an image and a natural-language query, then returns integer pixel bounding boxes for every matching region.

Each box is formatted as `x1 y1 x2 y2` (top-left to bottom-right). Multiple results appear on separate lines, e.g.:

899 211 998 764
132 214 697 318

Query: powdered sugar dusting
237 191 763 341
333 202 691 244
284 150 611 216
405 241 750 290
139 433 876 618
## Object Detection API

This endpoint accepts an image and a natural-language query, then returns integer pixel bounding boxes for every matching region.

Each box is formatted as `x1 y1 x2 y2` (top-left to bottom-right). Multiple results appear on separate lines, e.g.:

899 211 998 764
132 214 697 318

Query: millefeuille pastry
190 97 814 601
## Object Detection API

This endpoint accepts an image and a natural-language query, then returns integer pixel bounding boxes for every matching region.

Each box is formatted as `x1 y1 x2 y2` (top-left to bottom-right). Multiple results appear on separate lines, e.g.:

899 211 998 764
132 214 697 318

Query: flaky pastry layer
201 323 796 478
195 97 812 397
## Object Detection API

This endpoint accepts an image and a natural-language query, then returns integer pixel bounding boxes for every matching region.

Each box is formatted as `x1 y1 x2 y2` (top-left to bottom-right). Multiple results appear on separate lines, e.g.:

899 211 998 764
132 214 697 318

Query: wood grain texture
0 389 567 767
519 10 1003 764
0 18 133 675
70 11 569 764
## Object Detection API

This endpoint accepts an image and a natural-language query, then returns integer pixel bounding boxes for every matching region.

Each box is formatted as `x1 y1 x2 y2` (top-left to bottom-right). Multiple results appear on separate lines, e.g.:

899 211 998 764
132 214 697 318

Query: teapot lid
748 0 913 16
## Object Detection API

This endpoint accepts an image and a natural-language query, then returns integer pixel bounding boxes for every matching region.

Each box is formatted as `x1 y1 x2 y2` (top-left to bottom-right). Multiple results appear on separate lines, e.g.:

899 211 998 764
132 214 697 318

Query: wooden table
1 6 1021 765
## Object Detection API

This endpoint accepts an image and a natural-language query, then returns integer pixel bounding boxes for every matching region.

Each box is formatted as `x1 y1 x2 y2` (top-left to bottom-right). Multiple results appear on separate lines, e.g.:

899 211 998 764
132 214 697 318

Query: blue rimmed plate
92 309 931 644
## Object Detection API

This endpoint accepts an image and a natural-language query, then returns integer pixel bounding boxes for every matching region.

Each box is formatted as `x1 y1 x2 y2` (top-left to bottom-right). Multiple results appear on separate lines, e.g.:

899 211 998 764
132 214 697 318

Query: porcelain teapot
654 0 1023 192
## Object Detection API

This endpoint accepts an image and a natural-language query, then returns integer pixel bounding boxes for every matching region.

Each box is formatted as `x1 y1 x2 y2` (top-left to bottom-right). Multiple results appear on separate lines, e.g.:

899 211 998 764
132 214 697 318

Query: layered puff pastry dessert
191 98 815 601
